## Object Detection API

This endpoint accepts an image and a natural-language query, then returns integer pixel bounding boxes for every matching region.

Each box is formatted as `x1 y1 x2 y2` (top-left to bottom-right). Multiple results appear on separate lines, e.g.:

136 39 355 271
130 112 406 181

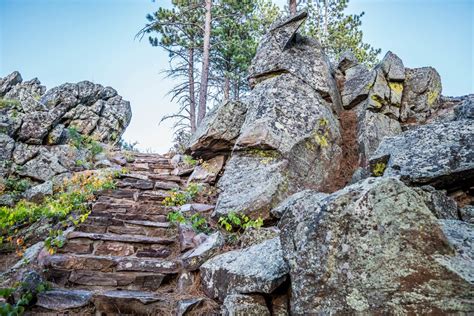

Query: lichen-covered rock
0 72 131 145
222 294 270 316
279 177 474 314
181 232 224 271
401 67 442 124
460 206 474 223
248 12 341 112
187 155 225 184
370 120 474 189
200 237 288 301
213 152 289 219
379 51 405 82
271 189 328 219
188 101 247 158
412 186 459 220
340 64 376 109
0 133 15 177
454 94 474 120
357 109 401 167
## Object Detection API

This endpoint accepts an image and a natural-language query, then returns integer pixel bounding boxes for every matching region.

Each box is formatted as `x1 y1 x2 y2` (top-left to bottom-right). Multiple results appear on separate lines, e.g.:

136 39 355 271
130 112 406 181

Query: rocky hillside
0 71 132 206
1 11 473 315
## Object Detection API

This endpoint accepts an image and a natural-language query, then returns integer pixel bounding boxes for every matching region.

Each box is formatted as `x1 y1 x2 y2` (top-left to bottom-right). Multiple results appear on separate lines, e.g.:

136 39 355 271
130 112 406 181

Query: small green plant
3 177 30 195
372 162 387 177
0 281 51 315
44 229 66 255
0 98 21 109
183 155 198 167
167 211 211 233
162 183 202 207
67 127 103 157
218 212 264 234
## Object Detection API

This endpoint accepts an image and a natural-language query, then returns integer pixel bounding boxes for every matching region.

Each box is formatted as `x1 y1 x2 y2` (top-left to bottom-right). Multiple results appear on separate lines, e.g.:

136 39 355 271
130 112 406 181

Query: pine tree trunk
223 76 230 102
188 47 196 133
197 0 212 126
289 0 297 15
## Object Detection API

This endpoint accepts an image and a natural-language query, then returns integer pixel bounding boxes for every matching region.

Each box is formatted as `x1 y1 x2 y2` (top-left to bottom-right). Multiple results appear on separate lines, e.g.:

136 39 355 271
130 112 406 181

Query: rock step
58 238 173 258
44 254 181 273
35 289 175 315
75 221 173 237
67 231 175 245
65 270 174 291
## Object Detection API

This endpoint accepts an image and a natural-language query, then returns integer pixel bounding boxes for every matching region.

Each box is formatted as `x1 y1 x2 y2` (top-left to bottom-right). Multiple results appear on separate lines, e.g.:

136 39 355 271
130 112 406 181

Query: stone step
117 178 155 190
93 290 174 315
35 288 175 315
67 270 172 291
44 254 181 274
67 231 175 245
58 238 173 258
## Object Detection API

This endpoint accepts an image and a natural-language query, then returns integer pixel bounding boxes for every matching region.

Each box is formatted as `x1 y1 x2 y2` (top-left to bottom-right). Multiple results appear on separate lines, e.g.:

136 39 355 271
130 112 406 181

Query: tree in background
292 0 381 66
138 1 203 133
289 0 297 14
197 0 212 125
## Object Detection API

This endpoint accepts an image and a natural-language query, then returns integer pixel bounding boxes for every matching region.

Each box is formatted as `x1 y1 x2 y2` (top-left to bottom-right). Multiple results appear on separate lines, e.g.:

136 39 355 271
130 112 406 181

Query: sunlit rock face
0 71 131 204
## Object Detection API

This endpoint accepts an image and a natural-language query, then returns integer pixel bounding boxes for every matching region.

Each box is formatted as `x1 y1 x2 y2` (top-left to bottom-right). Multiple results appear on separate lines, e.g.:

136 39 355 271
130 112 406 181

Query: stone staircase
32 153 216 315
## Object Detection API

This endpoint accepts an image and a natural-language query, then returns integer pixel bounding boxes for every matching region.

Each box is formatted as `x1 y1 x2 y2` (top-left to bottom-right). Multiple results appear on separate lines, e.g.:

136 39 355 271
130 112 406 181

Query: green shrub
167 211 210 233
162 183 202 207
183 155 198 167
0 98 21 109
67 127 103 157
218 212 264 234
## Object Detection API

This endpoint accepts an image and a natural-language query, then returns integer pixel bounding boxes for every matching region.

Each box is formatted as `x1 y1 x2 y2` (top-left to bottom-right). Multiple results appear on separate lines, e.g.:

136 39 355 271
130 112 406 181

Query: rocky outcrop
370 120 474 189
200 237 288 301
198 12 344 219
279 177 473 314
0 72 132 204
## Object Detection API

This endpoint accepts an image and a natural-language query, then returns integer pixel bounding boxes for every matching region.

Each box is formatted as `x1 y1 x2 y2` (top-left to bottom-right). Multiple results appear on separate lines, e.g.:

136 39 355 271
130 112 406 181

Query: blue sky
1 0 472 152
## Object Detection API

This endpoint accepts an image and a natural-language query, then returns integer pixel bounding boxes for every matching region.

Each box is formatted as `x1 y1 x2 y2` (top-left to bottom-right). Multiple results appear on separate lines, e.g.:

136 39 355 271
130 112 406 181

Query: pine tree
138 1 203 133
302 0 381 66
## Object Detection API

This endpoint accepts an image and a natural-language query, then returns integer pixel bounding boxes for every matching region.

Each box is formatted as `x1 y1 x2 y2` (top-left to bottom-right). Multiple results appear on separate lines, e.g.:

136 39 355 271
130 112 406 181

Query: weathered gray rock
17 149 68 182
248 12 342 112
436 219 474 284
357 109 402 167
187 155 225 184
181 232 224 271
213 152 289 219
0 133 15 177
200 237 288 301
370 120 474 189
337 50 359 73
24 181 53 202
176 298 204 316
279 177 473 314
460 205 474 223
222 294 270 316
36 289 93 311
401 67 442 124
380 51 405 81
238 227 280 248
0 71 23 96
188 101 247 158
271 189 328 219
412 186 459 220
214 74 342 219
340 64 376 109
454 94 474 120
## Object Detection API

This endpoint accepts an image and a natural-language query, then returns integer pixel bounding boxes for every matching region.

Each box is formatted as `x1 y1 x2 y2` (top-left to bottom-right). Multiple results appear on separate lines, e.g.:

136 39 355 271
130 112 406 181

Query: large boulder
370 120 474 189
188 101 247 158
200 237 289 301
214 75 342 218
401 67 442 124
279 177 473 314
221 294 270 316
248 11 342 112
